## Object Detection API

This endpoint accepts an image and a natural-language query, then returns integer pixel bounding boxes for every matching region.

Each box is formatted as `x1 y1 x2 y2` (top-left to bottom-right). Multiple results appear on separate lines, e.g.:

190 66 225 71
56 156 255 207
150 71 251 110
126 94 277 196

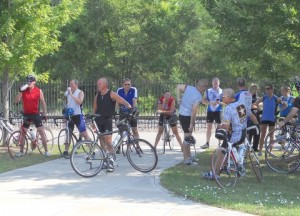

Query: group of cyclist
15 74 300 172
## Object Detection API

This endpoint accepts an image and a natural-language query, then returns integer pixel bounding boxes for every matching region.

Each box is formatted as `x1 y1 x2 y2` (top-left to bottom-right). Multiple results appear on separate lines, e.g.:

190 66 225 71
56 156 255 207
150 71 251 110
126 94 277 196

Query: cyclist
201 78 223 149
116 78 139 153
248 83 260 151
279 86 295 118
15 75 50 157
254 84 286 156
93 77 132 172
202 88 259 179
62 79 92 157
153 90 183 151
278 82 300 127
177 79 208 165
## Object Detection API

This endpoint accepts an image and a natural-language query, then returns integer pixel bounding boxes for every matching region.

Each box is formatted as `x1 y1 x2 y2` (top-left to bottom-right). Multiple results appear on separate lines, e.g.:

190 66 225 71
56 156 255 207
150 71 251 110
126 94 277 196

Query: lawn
160 149 300 216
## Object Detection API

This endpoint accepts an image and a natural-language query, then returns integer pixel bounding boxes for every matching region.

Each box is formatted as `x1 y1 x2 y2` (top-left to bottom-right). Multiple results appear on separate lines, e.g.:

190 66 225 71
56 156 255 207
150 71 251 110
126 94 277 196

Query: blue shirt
279 95 294 117
261 95 279 122
117 87 138 111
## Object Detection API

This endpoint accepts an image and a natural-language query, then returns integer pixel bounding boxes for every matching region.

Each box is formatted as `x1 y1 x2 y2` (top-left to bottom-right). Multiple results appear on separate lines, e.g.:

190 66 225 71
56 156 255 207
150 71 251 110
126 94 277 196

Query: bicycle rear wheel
126 138 158 172
36 127 54 154
58 128 75 158
211 147 238 188
265 139 300 173
7 131 28 160
70 140 105 177
248 149 263 182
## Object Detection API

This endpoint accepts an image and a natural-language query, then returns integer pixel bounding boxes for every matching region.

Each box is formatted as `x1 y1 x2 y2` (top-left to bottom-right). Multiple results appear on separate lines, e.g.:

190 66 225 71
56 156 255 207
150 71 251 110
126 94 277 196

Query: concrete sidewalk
0 132 254 216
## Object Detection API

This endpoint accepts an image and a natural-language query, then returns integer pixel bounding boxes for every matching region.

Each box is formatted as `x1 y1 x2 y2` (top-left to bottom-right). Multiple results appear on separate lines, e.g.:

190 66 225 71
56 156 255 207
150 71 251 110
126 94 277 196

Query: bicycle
0 112 17 144
56 112 96 159
70 111 158 177
211 125 263 188
264 122 300 173
7 113 54 160
156 113 175 154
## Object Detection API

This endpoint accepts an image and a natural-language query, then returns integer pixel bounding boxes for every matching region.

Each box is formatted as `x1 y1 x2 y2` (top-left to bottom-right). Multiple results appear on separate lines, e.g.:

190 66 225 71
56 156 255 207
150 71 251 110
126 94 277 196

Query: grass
160 149 300 216
0 145 61 173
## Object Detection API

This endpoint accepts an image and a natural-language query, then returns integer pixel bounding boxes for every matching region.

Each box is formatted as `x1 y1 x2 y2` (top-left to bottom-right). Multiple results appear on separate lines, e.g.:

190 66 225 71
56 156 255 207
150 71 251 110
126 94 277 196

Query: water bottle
112 133 121 147
29 129 36 140
19 84 29 92
232 147 240 163
237 144 246 165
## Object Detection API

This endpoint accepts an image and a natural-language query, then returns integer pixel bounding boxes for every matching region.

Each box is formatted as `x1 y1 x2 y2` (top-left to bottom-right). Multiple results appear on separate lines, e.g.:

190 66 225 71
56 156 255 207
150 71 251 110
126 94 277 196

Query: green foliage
139 93 156 115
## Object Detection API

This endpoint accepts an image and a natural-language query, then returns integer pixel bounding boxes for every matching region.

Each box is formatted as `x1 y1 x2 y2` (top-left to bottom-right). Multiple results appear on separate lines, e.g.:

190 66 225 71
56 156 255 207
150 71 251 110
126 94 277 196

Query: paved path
0 132 254 216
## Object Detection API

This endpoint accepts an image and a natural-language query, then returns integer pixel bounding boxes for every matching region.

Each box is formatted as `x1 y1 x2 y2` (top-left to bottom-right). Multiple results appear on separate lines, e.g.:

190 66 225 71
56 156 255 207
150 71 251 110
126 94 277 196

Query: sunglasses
124 84 131 86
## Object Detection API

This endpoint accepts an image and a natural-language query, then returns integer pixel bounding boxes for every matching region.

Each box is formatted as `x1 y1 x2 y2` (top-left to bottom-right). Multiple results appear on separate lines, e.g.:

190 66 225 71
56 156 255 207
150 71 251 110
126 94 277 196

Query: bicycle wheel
58 128 75 158
168 133 175 150
36 127 54 154
126 138 158 172
70 140 105 177
265 139 300 173
264 128 285 153
7 131 28 160
211 147 238 188
248 149 263 182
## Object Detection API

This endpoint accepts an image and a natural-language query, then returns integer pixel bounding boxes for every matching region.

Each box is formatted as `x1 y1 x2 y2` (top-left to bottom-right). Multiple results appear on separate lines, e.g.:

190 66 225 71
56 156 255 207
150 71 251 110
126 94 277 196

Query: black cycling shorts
22 114 43 128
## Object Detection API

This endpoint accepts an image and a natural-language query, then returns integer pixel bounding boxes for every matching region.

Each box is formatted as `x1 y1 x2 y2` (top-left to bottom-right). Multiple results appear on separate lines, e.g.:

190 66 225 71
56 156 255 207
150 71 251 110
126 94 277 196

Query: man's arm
69 90 84 105
111 91 132 109
189 102 199 132
281 107 298 124
176 84 186 104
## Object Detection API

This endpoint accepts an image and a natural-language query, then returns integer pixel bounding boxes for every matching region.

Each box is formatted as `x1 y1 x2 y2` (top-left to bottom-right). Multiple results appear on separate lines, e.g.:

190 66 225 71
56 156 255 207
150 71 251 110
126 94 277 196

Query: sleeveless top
66 89 82 115
158 96 175 111
205 87 223 112
179 85 202 116
261 95 279 122
22 87 41 114
95 90 116 117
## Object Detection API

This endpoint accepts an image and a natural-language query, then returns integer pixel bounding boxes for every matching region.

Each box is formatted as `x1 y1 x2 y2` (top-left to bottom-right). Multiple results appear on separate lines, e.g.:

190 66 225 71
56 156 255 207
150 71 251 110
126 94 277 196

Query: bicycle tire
162 125 168 154
264 128 285 153
36 127 54 154
248 149 263 182
211 147 238 188
57 128 75 158
265 139 300 173
126 138 158 173
7 130 28 160
70 140 105 178
168 133 175 150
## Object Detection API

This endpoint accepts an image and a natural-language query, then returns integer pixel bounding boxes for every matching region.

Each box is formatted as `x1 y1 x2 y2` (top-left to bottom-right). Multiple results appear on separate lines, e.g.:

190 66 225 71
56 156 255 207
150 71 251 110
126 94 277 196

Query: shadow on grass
160 149 300 216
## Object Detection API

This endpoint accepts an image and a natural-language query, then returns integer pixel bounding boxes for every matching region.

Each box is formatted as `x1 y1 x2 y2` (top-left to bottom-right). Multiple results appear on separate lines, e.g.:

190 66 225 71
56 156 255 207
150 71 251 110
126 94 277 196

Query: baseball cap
27 75 36 82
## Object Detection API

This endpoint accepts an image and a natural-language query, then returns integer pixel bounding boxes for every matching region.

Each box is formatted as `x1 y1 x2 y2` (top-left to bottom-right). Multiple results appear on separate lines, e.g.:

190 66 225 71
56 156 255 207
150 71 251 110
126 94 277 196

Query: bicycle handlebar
246 125 259 136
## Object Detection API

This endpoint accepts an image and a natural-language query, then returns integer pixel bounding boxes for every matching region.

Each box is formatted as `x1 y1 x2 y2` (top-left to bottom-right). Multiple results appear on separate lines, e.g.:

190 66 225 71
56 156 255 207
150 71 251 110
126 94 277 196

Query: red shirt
22 87 41 114
158 96 175 111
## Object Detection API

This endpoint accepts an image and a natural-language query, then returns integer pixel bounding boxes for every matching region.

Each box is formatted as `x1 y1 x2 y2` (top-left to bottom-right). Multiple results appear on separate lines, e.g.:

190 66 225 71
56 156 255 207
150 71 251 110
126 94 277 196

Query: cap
27 75 36 82
295 81 300 90
237 78 246 87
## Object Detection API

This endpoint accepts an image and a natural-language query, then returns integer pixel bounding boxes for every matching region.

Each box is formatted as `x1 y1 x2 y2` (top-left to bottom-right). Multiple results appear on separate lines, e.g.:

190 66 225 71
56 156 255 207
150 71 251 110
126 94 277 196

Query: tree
0 0 85 141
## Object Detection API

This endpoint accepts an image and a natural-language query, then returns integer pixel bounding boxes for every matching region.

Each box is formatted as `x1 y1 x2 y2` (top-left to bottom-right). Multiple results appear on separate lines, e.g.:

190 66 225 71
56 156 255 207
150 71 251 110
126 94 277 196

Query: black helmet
215 128 227 140
183 135 196 146
27 75 36 82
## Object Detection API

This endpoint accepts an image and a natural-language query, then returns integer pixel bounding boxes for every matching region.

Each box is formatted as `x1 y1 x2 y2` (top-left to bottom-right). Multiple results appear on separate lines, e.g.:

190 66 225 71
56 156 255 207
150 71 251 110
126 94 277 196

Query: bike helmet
168 114 178 125
62 107 74 118
183 135 196 146
27 75 36 82
295 81 300 91
215 128 227 140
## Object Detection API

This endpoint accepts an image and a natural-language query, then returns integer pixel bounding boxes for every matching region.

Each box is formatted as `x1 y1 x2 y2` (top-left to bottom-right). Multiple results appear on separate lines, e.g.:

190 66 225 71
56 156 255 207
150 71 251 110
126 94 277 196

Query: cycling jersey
66 89 82 115
279 95 294 117
117 87 137 112
205 87 222 112
235 90 252 117
95 90 116 118
22 87 40 114
261 95 279 122
223 101 247 143
158 96 175 112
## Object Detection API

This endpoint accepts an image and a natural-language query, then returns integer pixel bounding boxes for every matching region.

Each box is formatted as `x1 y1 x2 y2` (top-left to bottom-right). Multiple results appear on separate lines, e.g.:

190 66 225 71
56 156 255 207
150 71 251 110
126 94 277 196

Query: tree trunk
1 68 11 146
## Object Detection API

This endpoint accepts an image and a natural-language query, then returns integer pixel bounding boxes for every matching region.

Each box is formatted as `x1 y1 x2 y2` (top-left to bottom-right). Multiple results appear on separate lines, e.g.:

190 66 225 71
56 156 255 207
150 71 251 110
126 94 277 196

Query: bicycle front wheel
58 128 75 158
265 139 300 173
36 127 54 154
248 149 263 182
211 147 238 188
126 138 158 173
70 140 105 177
7 131 28 160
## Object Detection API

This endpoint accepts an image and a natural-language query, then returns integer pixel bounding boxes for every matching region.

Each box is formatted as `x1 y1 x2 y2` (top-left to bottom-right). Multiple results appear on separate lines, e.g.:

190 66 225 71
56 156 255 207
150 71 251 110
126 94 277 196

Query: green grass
160 150 300 216
0 145 61 173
